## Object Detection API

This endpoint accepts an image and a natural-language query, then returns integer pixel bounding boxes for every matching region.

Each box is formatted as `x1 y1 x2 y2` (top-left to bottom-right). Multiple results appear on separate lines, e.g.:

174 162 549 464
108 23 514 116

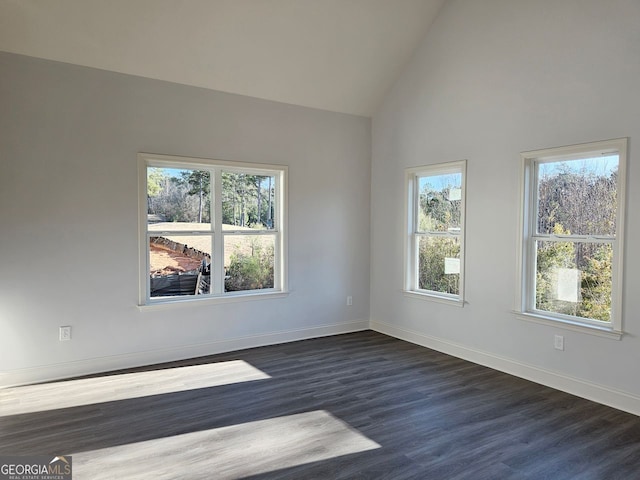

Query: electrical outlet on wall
347 296 353 306
554 334 564 351
59 326 72 341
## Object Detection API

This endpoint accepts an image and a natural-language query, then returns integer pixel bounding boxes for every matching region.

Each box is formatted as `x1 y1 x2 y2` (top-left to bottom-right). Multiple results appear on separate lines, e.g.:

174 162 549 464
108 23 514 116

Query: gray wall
371 0 640 413
0 52 371 385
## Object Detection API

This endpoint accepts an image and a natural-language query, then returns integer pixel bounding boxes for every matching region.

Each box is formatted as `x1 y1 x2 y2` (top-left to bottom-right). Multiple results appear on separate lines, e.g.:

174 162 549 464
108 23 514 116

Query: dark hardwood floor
2 331 640 479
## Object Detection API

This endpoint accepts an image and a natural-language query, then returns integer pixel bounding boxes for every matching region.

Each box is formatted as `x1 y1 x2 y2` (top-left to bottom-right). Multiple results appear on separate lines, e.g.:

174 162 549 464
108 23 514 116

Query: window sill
403 290 464 307
514 311 623 340
138 290 289 311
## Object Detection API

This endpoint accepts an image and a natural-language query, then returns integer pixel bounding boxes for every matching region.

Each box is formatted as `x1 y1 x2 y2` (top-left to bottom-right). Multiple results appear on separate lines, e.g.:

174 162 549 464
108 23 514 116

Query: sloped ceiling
0 0 444 116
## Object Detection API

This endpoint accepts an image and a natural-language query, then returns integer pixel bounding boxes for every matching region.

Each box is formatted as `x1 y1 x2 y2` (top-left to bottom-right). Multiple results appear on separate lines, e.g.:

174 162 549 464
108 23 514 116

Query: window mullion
535 234 613 245
424 231 457 237
212 168 224 294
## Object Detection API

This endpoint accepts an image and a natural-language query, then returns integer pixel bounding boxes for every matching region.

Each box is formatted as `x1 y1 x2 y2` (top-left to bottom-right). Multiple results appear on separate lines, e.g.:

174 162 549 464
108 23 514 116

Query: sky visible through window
419 173 461 194
538 154 618 178
160 168 273 190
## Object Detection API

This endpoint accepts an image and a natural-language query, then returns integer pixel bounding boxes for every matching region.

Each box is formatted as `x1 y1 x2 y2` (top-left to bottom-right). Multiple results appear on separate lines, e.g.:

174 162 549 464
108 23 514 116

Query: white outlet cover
554 335 564 351
59 326 71 341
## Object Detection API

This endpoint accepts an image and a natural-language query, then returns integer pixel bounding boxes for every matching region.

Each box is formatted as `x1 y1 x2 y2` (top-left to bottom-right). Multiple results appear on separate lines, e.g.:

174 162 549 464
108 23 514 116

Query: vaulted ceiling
0 0 444 116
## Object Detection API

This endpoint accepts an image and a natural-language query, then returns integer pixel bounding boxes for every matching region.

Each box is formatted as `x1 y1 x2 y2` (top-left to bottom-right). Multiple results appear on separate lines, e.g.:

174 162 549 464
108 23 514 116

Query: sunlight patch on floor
0 360 270 416
72 410 380 479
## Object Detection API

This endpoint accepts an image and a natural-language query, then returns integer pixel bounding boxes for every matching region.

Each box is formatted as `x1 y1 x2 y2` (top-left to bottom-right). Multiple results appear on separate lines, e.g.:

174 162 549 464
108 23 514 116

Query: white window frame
138 153 288 307
515 138 627 338
404 160 467 306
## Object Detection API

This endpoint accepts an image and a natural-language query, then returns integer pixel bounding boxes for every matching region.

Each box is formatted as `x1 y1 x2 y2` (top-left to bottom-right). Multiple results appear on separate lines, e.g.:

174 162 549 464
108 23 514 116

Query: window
517 139 627 335
405 161 466 305
138 153 287 305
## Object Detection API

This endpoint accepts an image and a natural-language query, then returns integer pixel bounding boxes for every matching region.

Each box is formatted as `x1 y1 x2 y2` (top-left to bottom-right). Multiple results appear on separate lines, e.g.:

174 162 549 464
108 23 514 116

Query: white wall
0 52 371 386
371 0 640 413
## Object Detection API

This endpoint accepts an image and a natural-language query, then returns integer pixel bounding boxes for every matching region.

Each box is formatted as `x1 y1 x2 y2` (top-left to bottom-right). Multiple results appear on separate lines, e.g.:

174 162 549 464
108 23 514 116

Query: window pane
537 156 618 236
147 167 211 225
224 235 275 292
418 236 460 295
222 172 276 230
418 173 462 233
149 236 211 297
535 240 612 322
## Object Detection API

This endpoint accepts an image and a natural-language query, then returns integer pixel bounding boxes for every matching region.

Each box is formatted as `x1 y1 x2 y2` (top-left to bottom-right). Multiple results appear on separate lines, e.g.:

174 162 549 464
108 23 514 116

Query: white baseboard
0 320 369 388
371 320 640 417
